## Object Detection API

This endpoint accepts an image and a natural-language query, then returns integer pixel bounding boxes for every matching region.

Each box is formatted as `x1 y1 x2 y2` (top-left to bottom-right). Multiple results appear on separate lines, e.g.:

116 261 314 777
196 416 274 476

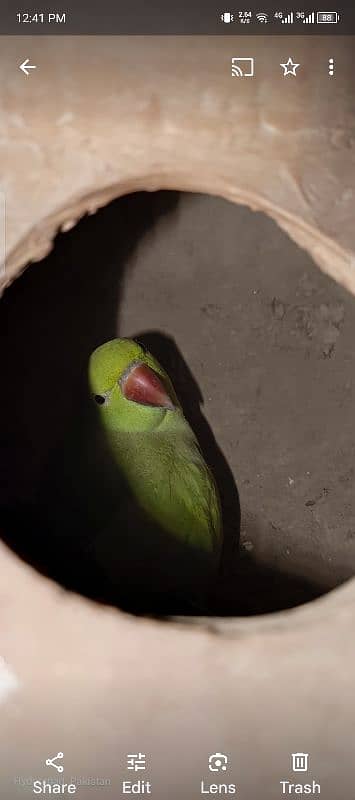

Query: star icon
280 57 300 76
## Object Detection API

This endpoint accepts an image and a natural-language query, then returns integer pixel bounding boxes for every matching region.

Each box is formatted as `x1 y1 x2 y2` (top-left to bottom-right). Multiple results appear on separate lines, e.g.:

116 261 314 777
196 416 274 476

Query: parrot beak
120 362 176 410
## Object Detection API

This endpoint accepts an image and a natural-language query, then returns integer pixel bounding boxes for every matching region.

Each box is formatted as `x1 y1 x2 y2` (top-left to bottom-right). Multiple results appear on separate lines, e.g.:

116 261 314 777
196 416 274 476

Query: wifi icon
256 12 268 23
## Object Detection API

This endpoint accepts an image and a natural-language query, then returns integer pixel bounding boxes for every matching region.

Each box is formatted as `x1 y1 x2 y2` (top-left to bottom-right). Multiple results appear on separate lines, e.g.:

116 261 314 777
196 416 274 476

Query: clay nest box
1 36 355 799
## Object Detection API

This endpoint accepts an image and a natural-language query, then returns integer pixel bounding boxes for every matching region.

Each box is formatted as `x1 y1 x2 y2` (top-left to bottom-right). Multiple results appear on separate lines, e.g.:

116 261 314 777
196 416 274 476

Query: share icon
45 752 64 773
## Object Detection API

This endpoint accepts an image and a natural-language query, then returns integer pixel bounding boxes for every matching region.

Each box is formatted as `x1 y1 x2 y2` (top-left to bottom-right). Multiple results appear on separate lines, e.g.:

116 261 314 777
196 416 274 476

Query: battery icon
316 11 339 23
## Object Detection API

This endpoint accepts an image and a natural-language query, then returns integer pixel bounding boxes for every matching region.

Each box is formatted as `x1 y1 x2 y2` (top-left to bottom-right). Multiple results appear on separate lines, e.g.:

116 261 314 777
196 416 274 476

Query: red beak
121 363 175 410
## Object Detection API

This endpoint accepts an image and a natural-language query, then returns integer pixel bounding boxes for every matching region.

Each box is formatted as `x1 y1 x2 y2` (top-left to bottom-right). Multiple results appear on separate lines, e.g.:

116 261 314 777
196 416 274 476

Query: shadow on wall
0 191 180 502
0 190 325 616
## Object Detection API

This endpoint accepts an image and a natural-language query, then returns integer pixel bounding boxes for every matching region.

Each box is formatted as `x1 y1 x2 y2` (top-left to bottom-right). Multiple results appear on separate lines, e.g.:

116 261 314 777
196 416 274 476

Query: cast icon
231 57 254 78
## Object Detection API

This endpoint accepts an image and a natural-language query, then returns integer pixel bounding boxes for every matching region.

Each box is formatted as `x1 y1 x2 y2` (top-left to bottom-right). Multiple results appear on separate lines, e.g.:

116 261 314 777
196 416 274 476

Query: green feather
87 338 223 609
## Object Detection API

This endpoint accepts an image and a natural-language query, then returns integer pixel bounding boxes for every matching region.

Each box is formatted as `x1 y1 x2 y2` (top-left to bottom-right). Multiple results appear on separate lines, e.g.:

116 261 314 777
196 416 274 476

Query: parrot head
88 338 181 433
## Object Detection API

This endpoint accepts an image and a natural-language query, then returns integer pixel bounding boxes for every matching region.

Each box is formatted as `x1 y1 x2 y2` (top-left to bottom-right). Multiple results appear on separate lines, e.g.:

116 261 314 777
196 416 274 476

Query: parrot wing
174 439 222 556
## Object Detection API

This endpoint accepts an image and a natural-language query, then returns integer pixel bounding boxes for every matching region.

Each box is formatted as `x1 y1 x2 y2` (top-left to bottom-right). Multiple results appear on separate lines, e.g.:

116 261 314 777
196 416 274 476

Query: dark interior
1 190 355 616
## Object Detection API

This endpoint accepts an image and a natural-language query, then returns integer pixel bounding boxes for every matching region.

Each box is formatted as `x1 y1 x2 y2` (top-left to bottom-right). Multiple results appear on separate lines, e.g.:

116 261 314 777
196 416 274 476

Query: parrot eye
93 394 106 405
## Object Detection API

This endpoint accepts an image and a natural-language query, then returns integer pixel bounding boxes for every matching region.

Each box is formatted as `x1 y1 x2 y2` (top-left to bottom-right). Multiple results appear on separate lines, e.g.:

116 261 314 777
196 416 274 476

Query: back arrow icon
20 58 37 76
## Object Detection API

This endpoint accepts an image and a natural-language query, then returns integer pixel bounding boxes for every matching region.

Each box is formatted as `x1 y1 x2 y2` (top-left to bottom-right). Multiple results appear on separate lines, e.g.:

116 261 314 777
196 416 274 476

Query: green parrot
85 337 223 612
1 337 223 615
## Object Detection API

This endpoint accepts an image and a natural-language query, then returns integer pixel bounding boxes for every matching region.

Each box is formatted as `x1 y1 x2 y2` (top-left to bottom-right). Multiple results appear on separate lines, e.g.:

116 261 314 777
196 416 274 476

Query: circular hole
1 190 355 617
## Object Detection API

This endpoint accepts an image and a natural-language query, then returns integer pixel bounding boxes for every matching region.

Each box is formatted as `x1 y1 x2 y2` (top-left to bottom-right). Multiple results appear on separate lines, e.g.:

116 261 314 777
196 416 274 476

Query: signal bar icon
303 11 315 23
281 12 294 24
